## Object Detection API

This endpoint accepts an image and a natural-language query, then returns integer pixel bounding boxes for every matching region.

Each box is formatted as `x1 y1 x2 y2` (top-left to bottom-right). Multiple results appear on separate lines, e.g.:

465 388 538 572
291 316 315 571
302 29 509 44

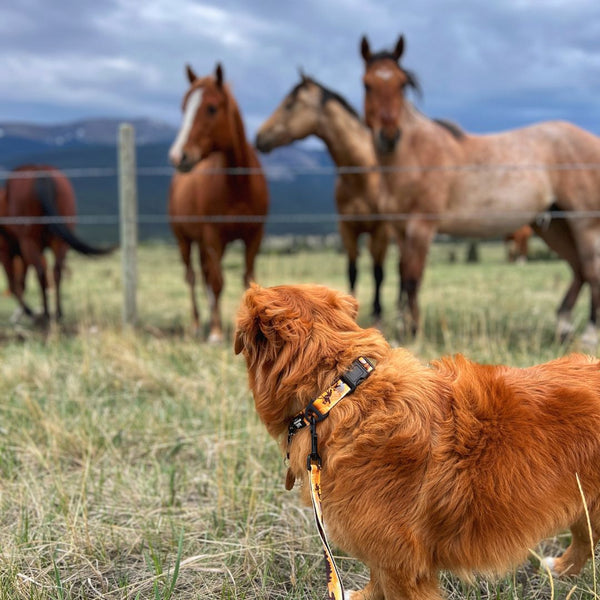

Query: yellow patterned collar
286 356 374 460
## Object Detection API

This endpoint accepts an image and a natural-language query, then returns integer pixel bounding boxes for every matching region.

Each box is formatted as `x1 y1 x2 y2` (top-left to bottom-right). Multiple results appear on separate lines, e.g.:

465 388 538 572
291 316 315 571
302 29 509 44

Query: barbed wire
3 162 600 180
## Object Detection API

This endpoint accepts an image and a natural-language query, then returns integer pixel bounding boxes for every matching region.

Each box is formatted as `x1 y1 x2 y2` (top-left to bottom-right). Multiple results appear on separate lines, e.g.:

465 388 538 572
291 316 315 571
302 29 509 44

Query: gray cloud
1 0 599 139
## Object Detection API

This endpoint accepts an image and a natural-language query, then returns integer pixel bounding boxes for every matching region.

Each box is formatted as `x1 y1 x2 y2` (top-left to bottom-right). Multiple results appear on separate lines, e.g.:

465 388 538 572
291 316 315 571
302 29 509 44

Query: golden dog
235 283 600 600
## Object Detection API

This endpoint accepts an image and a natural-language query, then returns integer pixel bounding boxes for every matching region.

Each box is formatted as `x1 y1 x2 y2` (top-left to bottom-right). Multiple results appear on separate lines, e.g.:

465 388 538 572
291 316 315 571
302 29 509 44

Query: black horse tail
34 176 114 256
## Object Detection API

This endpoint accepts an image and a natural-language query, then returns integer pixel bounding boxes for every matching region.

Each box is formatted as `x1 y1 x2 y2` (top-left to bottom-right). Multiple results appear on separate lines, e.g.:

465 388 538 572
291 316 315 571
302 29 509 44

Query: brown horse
1 165 112 322
255 73 388 321
361 35 600 346
506 225 533 263
168 63 269 342
0 187 29 301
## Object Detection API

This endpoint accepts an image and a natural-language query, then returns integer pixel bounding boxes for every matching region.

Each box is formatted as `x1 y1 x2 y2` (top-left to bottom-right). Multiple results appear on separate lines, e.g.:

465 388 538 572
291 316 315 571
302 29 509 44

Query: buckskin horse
255 72 389 322
1 165 113 323
168 63 269 342
361 34 600 347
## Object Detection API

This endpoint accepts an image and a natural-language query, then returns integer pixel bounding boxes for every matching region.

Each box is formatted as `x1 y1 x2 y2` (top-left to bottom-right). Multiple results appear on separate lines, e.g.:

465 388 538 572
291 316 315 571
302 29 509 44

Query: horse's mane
224 84 252 166
406 103 465 141
291 76 360 121
433 118 465 140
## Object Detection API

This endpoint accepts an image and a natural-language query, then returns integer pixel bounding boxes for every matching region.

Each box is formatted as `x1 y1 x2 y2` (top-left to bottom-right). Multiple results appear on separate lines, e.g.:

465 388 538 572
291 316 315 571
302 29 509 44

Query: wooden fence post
118 123 138 327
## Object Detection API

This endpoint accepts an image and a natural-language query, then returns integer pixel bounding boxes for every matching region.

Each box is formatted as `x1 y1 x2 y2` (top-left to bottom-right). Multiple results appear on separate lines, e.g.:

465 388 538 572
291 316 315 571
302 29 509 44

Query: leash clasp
307 414 322 469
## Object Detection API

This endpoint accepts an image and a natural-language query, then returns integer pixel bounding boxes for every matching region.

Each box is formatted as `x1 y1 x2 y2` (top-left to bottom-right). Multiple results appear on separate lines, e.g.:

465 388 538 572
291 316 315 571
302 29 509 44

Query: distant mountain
0 117 177 147
0 118 337 241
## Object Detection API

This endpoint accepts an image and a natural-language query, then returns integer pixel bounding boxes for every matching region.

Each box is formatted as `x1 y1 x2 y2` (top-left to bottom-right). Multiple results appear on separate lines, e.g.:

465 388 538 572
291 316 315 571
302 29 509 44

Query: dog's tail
34 176 115 255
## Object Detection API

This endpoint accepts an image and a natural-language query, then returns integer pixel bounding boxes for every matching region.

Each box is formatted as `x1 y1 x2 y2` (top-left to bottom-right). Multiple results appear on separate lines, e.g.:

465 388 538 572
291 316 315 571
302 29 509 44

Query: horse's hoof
33 313 50 328
208 330 224 344
9 307 25 324
581 323 598 353
556 314 575 343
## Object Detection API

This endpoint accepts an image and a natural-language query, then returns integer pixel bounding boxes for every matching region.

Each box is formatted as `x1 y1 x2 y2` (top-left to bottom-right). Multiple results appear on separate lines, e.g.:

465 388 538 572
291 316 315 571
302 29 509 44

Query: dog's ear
234 282 266 357
321 287 359 321
236 284 313 358
234 328 245 355
336 291 359 321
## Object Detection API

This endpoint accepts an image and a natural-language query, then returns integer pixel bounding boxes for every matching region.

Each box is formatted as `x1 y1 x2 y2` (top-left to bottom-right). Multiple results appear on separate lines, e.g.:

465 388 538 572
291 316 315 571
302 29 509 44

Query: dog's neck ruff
287 356 374 457
285 356 374 600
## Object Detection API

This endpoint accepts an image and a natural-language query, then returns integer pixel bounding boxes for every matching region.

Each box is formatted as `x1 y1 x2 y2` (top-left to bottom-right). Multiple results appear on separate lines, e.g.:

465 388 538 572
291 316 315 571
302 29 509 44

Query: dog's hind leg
376 571 443 600
346 569 384 599
543 511 600 577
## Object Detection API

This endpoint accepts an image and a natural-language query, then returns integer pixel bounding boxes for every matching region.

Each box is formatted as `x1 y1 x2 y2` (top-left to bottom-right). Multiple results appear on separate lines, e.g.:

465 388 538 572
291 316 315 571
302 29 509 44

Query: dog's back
422 353 600 575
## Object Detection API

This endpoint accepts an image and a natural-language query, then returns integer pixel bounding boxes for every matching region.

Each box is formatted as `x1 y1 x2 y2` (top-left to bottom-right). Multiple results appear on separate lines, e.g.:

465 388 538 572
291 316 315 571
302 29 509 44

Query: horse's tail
34 176 114 256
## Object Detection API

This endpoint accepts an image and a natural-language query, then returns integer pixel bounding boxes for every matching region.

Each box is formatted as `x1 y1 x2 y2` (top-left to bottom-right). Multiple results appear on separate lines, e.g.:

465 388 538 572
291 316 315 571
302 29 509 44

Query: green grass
0 238 597 599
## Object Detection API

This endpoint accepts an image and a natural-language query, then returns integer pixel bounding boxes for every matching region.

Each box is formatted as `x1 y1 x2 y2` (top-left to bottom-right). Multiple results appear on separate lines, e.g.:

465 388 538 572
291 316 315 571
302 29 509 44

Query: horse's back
8 165 76 217
435 120 600 235
467 120 600 164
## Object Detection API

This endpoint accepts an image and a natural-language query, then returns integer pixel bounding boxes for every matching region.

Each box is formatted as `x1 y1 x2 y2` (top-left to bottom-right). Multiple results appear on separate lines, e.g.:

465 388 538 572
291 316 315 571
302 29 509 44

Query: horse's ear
393 35 405 62
298 66 308 84
360 35 371 61
186 64 197 83
215 63 224 87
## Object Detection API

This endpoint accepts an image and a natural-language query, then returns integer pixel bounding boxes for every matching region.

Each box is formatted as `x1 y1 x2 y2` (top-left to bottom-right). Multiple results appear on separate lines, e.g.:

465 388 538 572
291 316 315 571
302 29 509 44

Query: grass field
0 238 597 599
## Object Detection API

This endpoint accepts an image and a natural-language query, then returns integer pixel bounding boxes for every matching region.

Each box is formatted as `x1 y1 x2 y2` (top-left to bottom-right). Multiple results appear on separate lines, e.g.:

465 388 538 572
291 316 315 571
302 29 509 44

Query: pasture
0 239 597 599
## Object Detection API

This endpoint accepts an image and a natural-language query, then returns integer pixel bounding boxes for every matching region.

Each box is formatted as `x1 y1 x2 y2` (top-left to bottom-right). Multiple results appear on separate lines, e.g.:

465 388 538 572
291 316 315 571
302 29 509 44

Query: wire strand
3 162 600 180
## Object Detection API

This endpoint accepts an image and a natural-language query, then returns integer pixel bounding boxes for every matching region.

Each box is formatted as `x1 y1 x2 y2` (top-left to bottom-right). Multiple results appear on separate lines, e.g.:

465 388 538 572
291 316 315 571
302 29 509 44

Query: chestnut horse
168 63 269 342
361 35 600 346
1 165 112 322
506 225 533 263
255 73 388 321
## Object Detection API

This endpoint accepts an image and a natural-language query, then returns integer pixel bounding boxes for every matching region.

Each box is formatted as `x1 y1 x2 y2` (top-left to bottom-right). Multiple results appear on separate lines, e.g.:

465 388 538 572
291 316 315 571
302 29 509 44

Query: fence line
0 210 599 227
3 122 600 329
4 162 600 180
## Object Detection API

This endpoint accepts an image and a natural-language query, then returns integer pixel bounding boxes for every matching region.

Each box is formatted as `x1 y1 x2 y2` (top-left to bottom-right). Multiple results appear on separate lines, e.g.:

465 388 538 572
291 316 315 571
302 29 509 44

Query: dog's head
235 283 359 358
234 283 362 437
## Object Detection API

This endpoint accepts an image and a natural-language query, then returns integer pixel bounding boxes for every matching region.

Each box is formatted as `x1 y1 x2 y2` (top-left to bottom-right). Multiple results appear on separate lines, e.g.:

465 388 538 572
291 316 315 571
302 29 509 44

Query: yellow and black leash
287 356 375 600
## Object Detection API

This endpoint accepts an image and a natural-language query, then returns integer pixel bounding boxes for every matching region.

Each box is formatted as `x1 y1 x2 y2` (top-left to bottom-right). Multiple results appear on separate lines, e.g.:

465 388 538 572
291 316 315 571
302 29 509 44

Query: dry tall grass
0 240 597 599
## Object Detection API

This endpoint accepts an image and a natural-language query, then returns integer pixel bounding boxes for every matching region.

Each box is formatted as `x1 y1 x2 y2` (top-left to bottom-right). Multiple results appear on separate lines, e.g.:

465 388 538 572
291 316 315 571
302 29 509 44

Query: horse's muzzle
376 128 401 155
254 132 273 154
173 152 197 173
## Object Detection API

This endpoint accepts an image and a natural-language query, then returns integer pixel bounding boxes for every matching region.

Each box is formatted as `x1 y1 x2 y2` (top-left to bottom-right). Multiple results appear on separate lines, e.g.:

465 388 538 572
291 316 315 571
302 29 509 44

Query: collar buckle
340 357 373 392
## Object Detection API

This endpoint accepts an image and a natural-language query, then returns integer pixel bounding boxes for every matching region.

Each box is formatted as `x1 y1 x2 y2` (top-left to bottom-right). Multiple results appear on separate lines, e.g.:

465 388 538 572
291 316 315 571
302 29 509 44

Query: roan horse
168 63 269 342
0 165 112 322
255 73 388 321
361 35 600 346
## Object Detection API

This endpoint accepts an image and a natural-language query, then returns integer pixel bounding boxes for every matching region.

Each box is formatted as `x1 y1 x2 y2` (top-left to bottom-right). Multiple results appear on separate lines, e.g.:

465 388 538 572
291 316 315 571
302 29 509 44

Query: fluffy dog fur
235 283 600 600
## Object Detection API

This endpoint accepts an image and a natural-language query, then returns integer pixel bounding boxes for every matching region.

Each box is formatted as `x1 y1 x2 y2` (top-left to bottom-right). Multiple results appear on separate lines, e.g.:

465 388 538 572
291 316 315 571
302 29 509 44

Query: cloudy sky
2 0 600 142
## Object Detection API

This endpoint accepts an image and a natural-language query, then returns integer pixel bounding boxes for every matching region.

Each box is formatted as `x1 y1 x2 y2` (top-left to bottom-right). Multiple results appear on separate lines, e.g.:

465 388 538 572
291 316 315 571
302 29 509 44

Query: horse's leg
199 236 225 343
0 245 35 319
339 222 359 296
19 237 49 322
368 222 389 324
399 220 436 338
532 220 584 341
50 240 68 321
242 226 264 288
393 226 406 318
570 224 600 349
176 237 200 335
